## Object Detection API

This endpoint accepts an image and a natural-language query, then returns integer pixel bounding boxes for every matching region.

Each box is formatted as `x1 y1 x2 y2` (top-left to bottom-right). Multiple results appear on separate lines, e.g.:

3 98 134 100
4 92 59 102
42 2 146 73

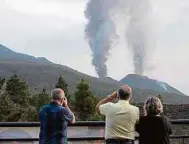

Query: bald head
51 88 65 101
117 85 132 100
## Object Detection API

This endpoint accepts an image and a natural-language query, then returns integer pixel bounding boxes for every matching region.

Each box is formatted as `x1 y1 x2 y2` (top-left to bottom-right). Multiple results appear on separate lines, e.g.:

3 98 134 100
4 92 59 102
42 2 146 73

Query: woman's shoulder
160 115 171 122
138 115 156 122
158 115 170 120
139 115 170 121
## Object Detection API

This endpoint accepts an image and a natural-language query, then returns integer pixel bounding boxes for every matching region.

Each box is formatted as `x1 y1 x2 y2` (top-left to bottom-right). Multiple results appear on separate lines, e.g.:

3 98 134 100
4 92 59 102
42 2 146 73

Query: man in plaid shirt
39 88 75 144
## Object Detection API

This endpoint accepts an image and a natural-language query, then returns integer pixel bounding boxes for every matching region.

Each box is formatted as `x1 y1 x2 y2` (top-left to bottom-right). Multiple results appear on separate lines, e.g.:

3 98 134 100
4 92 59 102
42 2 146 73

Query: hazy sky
0 0 189 95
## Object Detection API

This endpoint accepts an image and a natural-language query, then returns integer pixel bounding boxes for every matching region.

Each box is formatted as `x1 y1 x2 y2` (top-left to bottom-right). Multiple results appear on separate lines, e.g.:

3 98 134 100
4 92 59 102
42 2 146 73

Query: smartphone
117 91 119 99
62 97 66 107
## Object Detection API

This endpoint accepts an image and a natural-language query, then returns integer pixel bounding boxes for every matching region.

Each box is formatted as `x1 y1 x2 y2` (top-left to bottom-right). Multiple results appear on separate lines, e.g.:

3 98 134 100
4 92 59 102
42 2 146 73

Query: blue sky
0 0 189 95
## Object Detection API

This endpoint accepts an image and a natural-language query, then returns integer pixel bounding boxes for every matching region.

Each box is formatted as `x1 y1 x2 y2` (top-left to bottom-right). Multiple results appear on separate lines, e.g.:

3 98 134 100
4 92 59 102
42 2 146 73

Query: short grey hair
51 88 65 101
143 96 163 116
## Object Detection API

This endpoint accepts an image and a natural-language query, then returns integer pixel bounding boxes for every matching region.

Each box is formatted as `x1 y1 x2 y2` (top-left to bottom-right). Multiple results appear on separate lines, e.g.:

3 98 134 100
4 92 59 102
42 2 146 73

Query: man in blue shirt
39 88 75 144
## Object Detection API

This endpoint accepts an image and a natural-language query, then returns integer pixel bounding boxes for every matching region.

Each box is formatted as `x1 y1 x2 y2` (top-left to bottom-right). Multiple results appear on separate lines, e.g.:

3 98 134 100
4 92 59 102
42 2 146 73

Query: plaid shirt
39 101 73 144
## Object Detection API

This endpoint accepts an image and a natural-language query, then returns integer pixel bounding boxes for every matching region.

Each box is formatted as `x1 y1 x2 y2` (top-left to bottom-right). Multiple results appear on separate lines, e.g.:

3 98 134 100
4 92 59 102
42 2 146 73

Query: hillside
0 60 120 96
0 44 52 64
120 74 184 95
1 45 189 104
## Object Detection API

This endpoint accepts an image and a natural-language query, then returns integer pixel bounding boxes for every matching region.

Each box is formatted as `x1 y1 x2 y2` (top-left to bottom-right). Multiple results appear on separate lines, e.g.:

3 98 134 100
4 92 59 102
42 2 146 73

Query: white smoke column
84 0 118 78
124 0 153 75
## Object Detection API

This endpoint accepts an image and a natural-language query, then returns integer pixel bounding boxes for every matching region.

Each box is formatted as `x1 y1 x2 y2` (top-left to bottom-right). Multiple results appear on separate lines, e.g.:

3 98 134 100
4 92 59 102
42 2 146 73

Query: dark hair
118 88 130 100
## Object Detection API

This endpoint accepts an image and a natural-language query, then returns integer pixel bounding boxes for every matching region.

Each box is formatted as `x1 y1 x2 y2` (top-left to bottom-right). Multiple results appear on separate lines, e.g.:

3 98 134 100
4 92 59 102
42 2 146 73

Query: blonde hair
143 96 163 116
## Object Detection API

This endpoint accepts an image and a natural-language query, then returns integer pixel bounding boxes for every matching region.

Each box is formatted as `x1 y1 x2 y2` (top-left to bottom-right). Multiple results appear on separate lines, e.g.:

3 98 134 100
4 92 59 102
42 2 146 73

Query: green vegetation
30 88 51 112
6 74 30 106
55 75 69 97
1 74 189 122
0 77 5 90
75 78 99 120
0 75 103 121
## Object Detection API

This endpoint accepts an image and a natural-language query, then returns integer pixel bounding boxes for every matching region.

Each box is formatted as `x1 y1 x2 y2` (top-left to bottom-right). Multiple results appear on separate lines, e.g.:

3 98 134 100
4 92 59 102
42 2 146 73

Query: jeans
105 139 134 144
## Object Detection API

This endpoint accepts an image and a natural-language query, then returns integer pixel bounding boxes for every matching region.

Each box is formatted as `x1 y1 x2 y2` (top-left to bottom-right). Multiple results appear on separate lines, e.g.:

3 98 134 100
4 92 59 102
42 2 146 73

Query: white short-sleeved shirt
99 100 139 140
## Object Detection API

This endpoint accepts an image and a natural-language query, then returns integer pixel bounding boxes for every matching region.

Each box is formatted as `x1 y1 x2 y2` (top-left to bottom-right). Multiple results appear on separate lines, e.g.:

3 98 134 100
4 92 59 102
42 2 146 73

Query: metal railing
0 119 189 143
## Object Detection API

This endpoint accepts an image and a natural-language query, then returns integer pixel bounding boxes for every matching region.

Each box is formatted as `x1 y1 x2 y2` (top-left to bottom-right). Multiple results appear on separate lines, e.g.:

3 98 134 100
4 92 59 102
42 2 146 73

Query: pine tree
30 87 51 112
0 93 20 122
55 75 71 101
74 78 97 120
0 77 5 95
19 106 37 122
6 74 30 106
0 77 5 90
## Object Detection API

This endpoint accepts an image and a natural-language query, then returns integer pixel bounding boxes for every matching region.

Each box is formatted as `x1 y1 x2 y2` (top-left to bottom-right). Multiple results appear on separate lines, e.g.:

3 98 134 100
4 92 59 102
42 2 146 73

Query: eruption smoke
125 0 152 75
84 0 118 78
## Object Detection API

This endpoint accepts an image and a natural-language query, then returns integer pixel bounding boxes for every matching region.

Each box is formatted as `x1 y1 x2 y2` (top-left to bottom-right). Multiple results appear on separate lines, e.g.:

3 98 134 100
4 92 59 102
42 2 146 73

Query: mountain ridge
0 44 52 65
0 44 189 104
120 74 185 96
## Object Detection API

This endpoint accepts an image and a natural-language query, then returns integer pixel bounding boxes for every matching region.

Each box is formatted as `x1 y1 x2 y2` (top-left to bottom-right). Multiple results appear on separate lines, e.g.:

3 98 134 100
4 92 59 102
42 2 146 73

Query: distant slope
1 60 189 104
131 88 189 104
0 60 120 96
0 44 52 64
1 45 189 104
120 74 185 95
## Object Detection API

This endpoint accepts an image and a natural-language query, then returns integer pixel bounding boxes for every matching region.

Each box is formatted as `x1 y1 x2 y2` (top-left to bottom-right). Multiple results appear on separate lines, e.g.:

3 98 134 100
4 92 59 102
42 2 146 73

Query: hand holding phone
62 97 68 107
109 91 118 100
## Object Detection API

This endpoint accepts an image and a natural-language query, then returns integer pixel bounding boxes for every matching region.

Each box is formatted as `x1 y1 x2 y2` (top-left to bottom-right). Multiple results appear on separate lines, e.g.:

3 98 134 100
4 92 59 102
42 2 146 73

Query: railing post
182 138 185 144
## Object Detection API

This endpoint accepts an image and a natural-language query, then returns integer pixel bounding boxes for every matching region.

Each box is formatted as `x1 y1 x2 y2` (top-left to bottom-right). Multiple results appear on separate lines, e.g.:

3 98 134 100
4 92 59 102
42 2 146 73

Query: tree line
0 75 104 122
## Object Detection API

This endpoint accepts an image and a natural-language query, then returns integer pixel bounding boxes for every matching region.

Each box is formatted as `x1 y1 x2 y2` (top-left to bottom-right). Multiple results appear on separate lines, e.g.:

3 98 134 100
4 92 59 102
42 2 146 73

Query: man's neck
118 99 129 104
119 99 129 102
51 100 62 105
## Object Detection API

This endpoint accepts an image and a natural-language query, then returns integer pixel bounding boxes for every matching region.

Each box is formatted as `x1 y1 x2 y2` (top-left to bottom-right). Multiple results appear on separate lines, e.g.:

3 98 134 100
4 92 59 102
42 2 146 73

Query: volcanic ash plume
125 0 152 75
84 0 118 78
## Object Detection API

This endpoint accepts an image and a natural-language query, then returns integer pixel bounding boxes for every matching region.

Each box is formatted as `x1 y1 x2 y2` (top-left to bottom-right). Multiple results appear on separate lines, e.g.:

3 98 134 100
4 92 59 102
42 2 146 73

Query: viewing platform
0 120 189 144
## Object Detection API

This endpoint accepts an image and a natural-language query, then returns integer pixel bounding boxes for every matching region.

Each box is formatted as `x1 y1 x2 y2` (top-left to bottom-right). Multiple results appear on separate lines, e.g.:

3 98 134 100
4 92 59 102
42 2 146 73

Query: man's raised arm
96 91 117 114
65 105 75 124
63 97 76 124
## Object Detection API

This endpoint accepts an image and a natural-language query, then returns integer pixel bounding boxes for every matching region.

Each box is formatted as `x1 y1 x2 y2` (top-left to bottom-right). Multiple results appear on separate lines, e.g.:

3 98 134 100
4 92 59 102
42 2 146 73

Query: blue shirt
39 101 73 144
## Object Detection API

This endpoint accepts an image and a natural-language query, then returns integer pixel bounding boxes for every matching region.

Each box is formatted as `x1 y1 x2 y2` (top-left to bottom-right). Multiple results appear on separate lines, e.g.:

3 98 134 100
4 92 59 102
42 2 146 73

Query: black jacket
136 115 172 144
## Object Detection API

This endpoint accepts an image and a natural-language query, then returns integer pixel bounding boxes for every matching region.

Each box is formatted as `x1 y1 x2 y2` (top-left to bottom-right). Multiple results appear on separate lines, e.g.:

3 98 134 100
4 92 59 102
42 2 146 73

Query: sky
0 0 189 95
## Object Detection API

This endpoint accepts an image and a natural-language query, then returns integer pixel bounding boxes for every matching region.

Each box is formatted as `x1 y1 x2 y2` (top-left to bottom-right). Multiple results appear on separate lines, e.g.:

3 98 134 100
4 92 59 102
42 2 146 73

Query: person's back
105 101 139 140
96 85 139 144
136 96 172 144
136 115 172 144
39 88 75 144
